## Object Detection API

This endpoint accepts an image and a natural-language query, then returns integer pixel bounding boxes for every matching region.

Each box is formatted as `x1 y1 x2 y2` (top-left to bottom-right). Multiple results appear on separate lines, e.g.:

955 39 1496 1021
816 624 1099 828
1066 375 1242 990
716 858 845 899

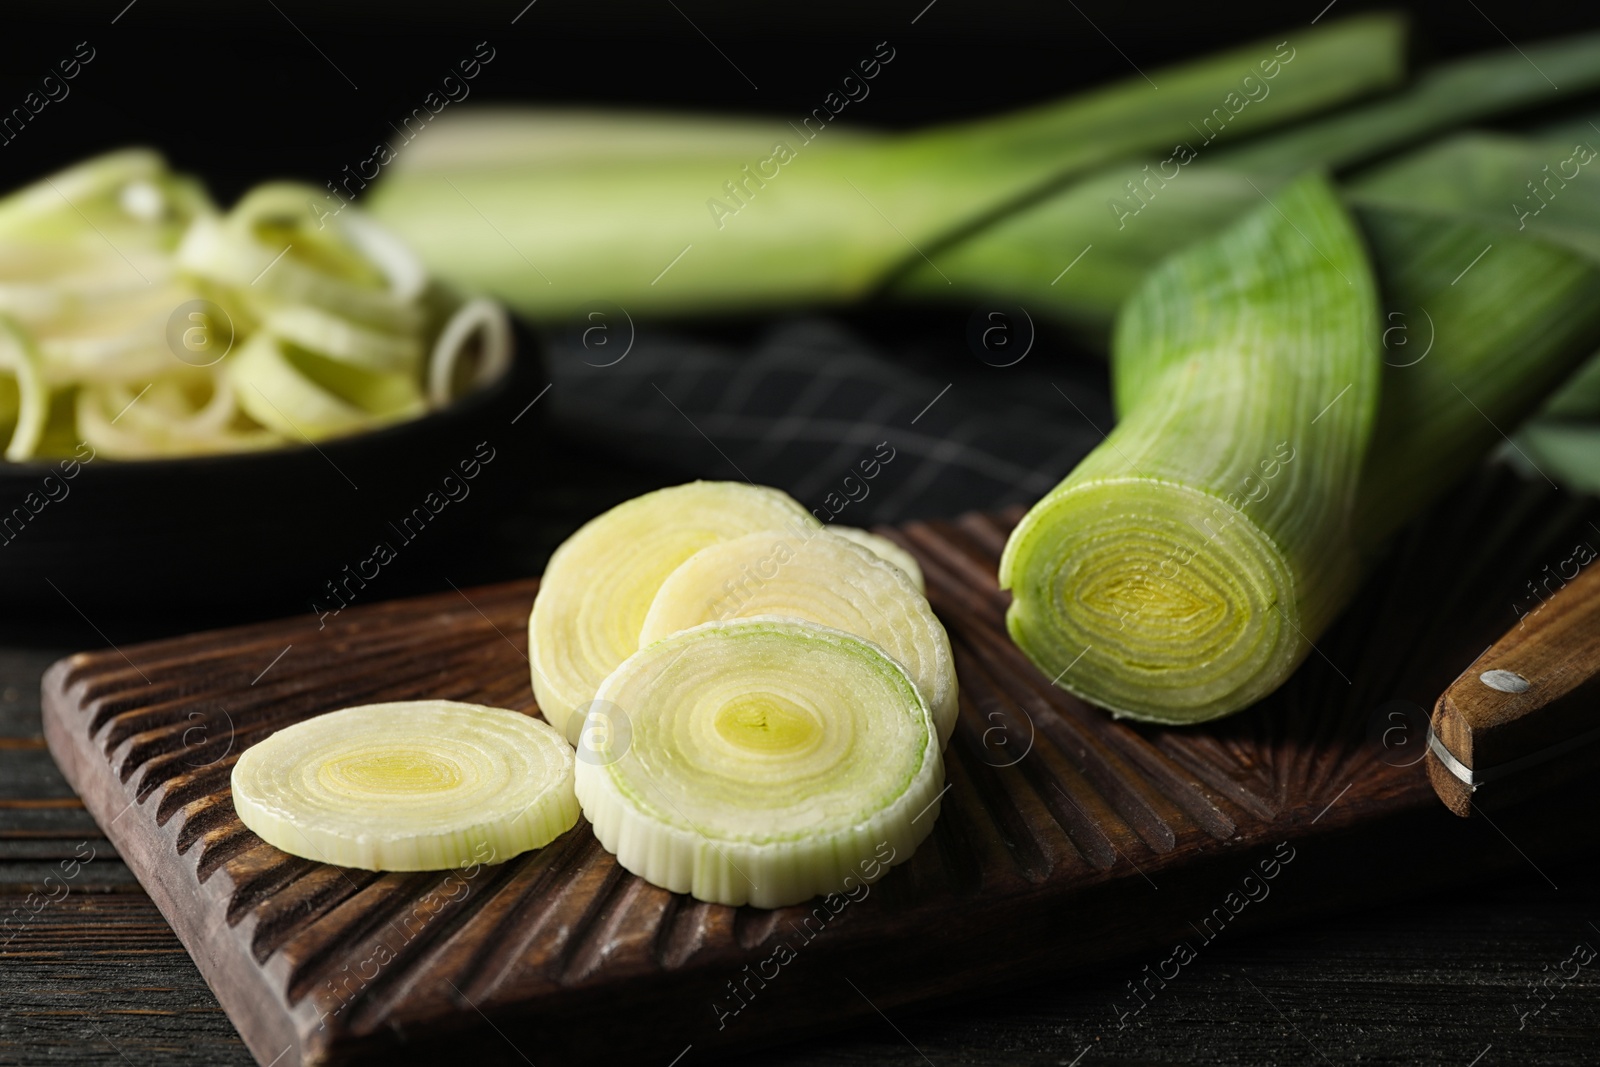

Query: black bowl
0 322 549 629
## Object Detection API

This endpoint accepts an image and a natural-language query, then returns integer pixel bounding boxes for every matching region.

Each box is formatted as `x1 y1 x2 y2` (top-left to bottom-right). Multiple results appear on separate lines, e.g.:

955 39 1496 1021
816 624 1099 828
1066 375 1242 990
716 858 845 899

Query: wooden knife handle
1429 546 1600 816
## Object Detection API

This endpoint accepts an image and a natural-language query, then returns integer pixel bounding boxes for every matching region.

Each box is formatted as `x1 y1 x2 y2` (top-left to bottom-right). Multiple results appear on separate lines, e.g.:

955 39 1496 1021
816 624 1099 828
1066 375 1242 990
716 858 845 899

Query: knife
1429 548 1600 817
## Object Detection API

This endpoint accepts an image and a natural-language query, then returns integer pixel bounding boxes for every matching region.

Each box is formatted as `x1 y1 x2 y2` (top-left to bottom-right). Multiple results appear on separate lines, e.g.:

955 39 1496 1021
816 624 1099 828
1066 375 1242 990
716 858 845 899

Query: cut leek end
1002 478 1301 723
575 618 943 909
231 700 579 872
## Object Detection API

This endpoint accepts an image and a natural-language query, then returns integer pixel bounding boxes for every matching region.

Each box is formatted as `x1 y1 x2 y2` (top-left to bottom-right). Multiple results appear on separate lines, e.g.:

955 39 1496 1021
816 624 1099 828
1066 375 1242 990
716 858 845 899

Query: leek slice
176 212 420 335
1000 173 1380 722
77 374 278 458
426 297 512 406
0 148 207 249
262 305 422 374
370 17 1402 319
529 481 818 740
829 525 925 592
575 619 942 908
232 332 425 441
640 529 957 746
0 317 47 461
231 700 578 872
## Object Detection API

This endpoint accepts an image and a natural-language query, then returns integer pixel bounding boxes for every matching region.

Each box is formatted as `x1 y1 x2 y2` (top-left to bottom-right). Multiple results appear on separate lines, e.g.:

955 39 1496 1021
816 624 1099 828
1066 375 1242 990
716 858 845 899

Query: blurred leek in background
369 16 1405 318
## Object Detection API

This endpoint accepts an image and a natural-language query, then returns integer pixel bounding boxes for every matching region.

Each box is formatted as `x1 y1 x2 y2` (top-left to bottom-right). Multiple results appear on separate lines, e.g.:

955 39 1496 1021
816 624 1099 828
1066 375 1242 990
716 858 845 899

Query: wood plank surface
34 470 1600 1067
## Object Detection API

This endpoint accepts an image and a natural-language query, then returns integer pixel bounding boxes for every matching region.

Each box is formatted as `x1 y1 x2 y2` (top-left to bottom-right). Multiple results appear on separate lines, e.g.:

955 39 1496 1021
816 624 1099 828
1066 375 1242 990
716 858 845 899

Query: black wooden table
5 635 1600 1066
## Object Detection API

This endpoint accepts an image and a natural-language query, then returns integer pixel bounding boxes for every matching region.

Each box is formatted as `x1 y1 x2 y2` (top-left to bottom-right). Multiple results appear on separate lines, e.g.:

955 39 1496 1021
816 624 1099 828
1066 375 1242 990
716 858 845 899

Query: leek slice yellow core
1001 478 1298 721
576 619 943 908
529 481 818 741
231 700 578 872
640 529 958 746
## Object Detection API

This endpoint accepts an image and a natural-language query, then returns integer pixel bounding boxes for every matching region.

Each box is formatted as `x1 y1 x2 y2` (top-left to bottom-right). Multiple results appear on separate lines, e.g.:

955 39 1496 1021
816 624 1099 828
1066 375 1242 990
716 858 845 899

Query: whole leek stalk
998 173 1380 721
365 26 1600 337
368 17 1403 319
999 166 1600 722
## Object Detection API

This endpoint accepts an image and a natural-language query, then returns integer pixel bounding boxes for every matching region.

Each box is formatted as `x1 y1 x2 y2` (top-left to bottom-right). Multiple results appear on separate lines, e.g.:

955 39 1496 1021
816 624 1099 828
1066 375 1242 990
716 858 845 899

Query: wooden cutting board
41 469 1600 1067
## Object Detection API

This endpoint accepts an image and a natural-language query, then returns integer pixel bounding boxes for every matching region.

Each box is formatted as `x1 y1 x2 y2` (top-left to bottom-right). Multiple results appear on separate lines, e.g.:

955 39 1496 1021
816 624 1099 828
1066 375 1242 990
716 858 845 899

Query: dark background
4 0 1600 199
4 3 1600 1065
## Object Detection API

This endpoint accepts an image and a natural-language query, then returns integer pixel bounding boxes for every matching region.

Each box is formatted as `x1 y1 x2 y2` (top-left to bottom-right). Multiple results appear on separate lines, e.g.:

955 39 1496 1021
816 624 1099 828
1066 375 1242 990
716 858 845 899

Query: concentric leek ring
575 619 944 908
1001 478 1299 723
529 481 818 741
231 332 425 441
231 701 579 872
639 529 957 746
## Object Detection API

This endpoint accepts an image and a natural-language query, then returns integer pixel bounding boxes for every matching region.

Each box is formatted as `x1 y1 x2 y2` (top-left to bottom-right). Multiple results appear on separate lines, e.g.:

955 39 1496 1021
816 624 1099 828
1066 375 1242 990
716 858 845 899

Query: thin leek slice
529 481 819 741
31 280 196 385
231 700 579 872
337 208 428 304
0 148 207 249
229 183 389 288
232 332 424 441
427 297 512 405
263 305 422 374
0 317 48 461
829 525 925 592
575 619 943 908
77 374 277 458
177 210 421 334
640 529 958 746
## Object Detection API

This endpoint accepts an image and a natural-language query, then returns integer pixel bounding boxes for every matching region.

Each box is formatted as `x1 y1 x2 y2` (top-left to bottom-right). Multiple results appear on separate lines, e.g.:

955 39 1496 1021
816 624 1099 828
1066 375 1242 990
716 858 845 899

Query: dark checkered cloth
541 316 1110 523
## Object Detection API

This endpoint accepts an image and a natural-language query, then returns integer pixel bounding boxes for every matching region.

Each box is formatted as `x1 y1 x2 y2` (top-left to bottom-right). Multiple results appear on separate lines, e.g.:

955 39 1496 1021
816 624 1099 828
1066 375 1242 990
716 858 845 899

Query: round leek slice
640 529 958 746
231 700 579 872
232 332 424 441
829 525 925 592
262 305 422 374
529 481 819 740
427 297 512 405
77 375 278 458
177 208 421 334
575 619 943 908
0 316 48 461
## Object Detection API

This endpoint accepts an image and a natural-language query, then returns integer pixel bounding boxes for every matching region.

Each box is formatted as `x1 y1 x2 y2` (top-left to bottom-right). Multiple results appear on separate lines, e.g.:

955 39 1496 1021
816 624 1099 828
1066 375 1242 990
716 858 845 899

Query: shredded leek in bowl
0 150 511 461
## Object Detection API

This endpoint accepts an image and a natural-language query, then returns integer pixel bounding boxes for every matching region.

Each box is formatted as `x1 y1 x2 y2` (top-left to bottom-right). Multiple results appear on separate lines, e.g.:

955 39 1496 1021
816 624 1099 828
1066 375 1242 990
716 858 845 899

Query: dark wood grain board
38 469 1600 1067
